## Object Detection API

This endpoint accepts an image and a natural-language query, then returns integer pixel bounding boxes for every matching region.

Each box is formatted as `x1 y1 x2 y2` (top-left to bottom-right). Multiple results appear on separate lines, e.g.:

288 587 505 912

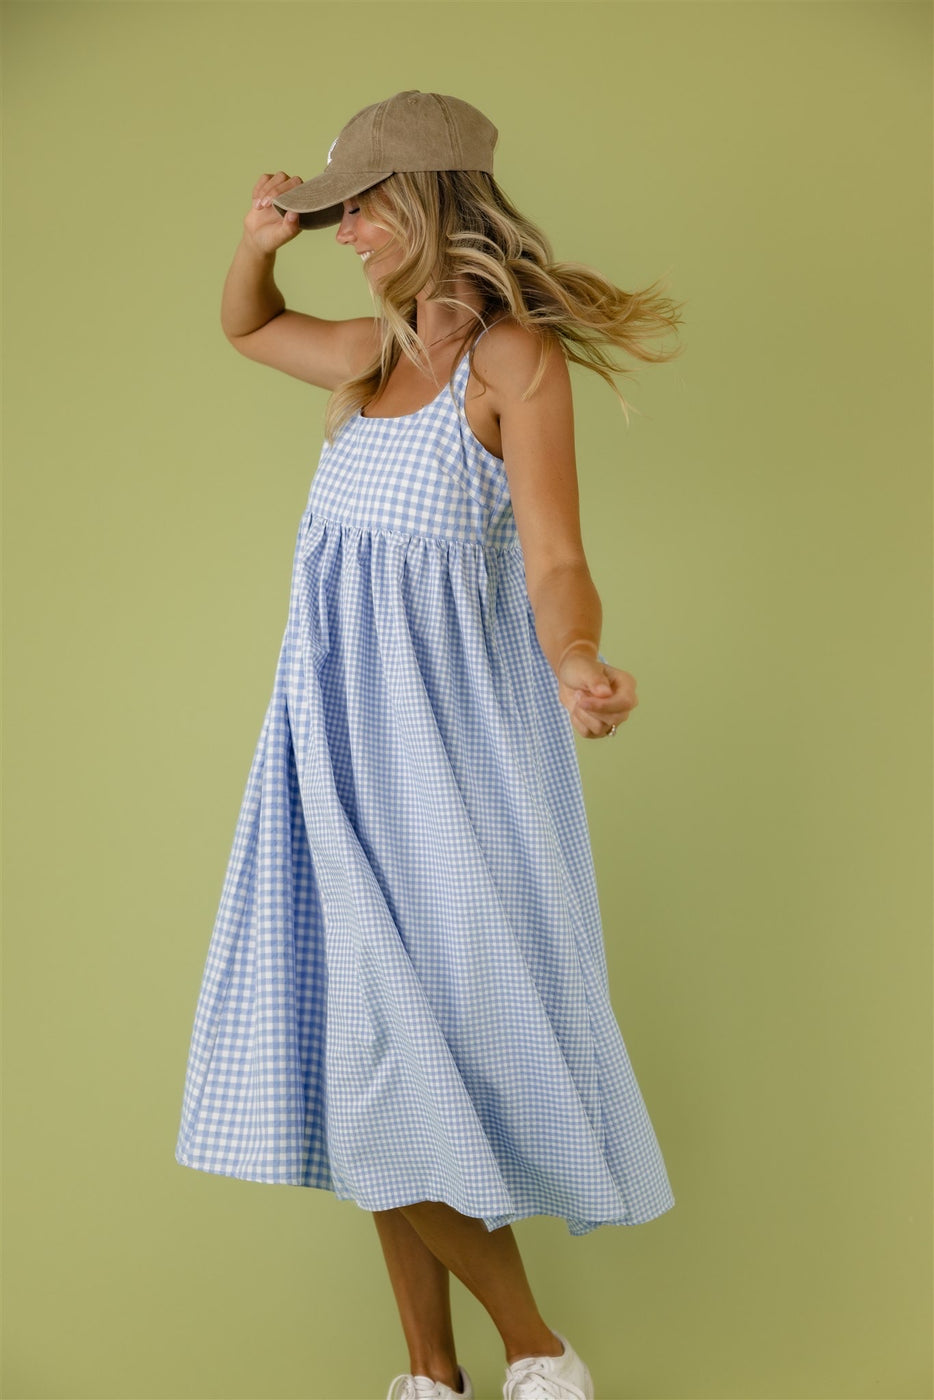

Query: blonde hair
323 168 686 446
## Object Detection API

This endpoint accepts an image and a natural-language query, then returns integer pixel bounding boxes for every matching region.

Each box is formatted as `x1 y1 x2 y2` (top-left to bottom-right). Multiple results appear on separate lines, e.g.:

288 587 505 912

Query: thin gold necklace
421 316 479 350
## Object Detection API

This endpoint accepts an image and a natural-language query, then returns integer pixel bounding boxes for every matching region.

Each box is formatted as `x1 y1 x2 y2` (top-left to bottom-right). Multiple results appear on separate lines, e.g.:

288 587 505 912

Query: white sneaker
385 1363 474 1400
502 1330 594 1400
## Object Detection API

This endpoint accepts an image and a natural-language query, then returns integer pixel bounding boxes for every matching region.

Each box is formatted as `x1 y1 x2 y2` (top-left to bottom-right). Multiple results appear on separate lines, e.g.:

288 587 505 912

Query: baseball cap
272 89 498 230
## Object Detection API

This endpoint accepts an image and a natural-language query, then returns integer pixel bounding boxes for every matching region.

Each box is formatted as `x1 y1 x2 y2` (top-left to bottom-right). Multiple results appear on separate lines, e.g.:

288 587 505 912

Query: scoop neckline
359 379 454 421
358 351 469 422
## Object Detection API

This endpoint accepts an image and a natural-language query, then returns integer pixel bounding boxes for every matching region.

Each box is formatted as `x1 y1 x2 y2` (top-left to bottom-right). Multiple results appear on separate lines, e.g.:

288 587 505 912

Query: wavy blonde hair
323 168 686 446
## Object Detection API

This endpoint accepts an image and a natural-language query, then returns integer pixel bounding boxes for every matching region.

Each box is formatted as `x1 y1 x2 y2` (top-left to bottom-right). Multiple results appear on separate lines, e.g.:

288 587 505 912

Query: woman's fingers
574 714 614 739
557 667 638 738
242 174 308 251
564 689 632 738
577 688 637 721
572 700 613 738
251 172 304 207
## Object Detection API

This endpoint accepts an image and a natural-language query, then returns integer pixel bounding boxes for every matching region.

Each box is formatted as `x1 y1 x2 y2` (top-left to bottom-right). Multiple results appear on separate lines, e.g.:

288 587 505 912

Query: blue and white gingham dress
175 325 676 1234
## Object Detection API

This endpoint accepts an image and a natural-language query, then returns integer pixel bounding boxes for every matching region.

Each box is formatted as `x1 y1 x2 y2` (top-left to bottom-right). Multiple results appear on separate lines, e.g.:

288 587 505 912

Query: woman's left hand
556 648 639 739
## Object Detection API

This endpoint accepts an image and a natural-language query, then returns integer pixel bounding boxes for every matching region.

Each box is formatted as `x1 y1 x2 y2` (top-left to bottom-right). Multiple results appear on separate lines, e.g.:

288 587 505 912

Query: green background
3 3 931 1398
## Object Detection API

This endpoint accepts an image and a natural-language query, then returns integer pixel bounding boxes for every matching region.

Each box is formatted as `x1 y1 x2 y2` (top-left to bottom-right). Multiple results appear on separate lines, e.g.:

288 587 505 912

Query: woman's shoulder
478 312 556 347
473 314 570 411
477 313 565 370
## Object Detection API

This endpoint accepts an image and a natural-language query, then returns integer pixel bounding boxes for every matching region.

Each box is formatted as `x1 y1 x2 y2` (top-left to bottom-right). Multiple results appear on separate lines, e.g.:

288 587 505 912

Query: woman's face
335 196 400 280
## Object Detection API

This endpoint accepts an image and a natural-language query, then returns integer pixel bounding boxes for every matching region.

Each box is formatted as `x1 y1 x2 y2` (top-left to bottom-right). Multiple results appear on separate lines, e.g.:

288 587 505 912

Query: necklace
421 316 481 350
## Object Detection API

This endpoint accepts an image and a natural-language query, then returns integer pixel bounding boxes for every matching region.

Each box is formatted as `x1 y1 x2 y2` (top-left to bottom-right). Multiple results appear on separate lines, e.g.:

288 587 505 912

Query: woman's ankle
411 1356 461 1390
504 1324 564 1364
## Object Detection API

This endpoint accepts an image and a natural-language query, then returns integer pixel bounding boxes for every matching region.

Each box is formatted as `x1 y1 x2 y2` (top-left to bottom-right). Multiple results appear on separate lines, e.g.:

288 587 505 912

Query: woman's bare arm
491 327 601 670
221 173 381 390
488 324 638 738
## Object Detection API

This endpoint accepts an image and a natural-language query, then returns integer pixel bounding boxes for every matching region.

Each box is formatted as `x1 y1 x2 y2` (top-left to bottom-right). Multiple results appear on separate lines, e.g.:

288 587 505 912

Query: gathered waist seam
299 509 521 557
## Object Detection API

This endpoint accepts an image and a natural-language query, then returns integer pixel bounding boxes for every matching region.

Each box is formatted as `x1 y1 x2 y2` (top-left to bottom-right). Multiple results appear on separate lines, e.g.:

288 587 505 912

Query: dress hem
174 1149 676 1235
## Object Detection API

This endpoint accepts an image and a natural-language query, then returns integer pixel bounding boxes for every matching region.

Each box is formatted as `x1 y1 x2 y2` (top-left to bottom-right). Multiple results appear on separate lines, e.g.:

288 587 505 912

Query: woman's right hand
242 172 306 254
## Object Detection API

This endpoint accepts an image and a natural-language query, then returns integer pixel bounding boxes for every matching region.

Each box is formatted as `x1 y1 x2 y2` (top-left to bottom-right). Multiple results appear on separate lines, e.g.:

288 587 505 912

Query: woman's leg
395 1200 564 1366
372 1206 462 1390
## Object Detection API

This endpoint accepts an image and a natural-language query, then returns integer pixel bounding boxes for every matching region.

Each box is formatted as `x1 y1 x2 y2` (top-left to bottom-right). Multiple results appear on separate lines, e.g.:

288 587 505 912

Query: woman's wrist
556 638 600 671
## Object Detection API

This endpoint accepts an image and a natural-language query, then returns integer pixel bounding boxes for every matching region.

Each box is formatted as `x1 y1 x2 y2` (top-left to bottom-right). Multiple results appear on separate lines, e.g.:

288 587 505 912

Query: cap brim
272 167 394 229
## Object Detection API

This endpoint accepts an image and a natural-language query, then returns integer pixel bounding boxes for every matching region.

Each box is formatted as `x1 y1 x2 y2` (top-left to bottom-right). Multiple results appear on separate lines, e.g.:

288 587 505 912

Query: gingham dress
174 324 676 1234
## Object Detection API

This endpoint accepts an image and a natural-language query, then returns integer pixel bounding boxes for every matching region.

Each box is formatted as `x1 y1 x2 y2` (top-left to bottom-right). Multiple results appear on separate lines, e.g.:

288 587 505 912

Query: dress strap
458 315 509 381
473 314 510 343
452 315 509 403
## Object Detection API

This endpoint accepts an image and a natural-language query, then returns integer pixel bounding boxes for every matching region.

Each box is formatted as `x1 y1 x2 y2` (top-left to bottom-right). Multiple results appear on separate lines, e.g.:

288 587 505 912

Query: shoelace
385 1372 465 1400
502 1354 589 1400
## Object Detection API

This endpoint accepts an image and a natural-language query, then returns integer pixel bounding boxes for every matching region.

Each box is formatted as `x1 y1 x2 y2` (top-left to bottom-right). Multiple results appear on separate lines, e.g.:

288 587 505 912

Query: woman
176 90 685 1400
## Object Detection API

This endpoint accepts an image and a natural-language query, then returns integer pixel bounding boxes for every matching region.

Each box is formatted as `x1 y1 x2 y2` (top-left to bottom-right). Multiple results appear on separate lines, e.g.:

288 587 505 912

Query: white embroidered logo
327 137 338 166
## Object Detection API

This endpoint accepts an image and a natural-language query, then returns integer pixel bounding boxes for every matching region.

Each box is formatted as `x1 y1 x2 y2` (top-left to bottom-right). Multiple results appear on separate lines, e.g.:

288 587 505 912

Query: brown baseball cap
272 89 498 230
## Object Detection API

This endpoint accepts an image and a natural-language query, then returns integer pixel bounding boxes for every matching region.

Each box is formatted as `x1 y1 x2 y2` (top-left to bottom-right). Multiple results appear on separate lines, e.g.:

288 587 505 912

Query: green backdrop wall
4 3 931 1398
